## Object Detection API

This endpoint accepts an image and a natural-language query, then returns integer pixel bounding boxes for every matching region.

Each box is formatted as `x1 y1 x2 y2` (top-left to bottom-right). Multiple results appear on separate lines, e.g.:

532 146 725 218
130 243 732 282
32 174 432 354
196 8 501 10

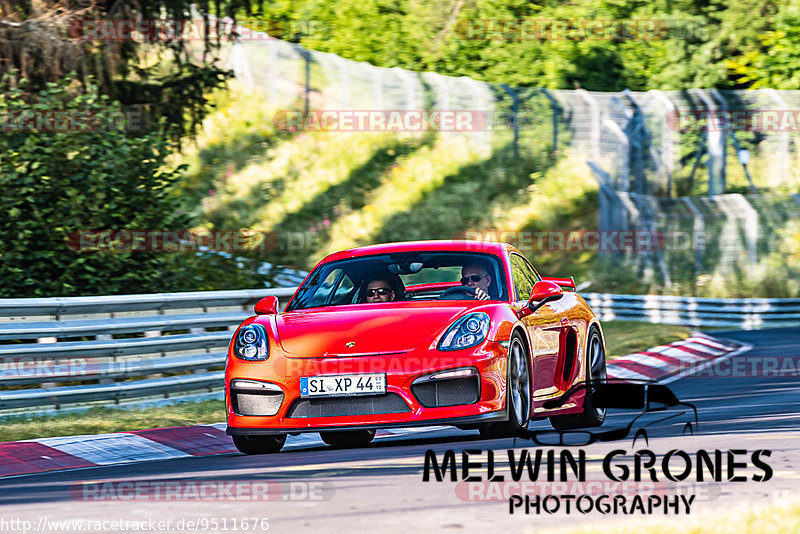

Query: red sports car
225 240 607 454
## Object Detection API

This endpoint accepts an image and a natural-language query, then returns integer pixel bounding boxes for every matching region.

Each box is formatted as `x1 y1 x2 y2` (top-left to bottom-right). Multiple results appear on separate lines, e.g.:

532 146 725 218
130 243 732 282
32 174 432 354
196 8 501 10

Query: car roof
320 240 515 263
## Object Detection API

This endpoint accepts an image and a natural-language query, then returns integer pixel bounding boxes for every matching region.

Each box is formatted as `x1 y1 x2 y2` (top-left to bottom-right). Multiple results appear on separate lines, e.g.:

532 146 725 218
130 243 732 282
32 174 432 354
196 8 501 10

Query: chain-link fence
220 33 561 160
209 25 799 295
222 33 800 192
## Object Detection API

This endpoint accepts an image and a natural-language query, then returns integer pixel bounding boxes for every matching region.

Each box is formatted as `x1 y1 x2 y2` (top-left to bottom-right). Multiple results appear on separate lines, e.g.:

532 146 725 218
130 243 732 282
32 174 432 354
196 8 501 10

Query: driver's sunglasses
366 287 391 297
460 274 486 285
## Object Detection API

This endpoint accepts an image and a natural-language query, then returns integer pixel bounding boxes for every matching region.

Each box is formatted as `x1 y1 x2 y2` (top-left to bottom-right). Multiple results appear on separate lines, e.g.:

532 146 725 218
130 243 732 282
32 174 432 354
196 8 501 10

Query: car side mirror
254 296 279 315
527 281 563 313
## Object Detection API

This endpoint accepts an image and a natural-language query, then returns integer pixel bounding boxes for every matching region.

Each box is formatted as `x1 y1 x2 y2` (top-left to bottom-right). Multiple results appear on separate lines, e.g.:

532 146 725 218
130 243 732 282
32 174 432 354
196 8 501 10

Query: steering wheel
438 285 477 300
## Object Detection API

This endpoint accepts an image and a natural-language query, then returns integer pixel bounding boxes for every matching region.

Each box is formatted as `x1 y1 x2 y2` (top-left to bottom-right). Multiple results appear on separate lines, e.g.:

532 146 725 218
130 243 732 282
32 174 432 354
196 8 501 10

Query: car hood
275 301 484 357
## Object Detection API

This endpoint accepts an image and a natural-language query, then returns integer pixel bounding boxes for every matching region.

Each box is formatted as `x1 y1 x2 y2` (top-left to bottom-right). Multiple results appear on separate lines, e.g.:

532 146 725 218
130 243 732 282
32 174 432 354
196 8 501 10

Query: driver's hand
474 288 489 300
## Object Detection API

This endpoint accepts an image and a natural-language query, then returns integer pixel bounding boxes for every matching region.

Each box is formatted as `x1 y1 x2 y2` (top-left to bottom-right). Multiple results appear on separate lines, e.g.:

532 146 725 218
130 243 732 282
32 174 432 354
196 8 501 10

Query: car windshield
286 251 509 310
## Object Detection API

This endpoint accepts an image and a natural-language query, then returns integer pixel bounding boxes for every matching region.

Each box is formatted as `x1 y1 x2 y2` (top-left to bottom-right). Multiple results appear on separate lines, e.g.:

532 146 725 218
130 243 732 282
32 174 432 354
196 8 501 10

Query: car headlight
438 312 490 351
233 323 269 361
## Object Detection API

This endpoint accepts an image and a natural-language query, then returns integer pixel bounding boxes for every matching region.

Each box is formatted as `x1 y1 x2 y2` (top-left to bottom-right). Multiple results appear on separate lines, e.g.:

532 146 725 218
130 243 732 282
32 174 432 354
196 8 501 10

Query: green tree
243 0 790 91
0 74 270 296
726 3 800 89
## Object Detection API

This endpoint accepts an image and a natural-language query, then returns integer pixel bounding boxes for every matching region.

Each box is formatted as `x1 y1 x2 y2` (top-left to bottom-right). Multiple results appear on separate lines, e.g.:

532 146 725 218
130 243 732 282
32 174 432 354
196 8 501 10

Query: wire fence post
393 67 415 111
623 90 649 195
293 45 311 115
765 89 790 188
466 76 493 156
681 197 705 288
267 39 278 109
336 55 349 109
691 89 726 196
540 88 559 156
649 89 676 197
577 89 601 161
500 84 519 158
603 119 629 191
372 68 383 110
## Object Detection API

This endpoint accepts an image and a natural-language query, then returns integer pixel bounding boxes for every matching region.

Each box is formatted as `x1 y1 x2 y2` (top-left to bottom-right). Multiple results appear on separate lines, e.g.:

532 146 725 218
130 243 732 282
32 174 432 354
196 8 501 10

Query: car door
508 253 562 411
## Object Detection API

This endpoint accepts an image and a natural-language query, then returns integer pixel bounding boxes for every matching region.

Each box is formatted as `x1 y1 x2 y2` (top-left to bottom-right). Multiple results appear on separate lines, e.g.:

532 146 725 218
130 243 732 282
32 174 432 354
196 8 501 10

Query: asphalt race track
0 327 798 533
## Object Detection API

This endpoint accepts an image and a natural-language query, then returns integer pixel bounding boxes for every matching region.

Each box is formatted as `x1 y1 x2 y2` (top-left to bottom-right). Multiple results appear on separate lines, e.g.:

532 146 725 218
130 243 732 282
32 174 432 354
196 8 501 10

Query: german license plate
300 373 386 398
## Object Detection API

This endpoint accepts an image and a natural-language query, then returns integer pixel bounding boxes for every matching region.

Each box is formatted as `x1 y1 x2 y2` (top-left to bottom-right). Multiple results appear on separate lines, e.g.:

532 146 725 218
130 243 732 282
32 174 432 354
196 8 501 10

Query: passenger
363 276 396 303
461 263 492 300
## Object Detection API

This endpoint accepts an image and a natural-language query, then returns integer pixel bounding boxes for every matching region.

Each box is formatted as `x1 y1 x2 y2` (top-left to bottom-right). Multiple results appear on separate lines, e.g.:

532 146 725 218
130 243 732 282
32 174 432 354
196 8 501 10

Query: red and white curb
0 423 451 479
606 332 749 384
0 333 745 479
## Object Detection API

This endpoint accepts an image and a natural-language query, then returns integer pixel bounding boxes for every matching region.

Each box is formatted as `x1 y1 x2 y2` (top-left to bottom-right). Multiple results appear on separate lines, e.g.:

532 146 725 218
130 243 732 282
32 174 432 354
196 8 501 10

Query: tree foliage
253 0 794 91
0 0 236 143
0 74 272 296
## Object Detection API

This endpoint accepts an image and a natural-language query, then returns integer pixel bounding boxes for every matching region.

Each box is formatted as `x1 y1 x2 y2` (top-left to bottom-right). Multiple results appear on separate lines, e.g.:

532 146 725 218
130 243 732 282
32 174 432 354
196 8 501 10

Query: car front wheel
232 434 287 454
479 332 531 439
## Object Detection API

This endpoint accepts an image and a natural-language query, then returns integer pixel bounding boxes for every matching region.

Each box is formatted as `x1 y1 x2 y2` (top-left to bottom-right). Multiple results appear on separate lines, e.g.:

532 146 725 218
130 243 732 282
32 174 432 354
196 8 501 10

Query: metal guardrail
1 287 797 414
584 292 800 329
0 288 295 414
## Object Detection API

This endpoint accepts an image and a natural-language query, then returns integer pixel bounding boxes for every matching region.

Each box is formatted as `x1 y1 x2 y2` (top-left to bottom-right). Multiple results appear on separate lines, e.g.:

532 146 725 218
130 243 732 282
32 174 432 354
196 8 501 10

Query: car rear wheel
320 429 376 448
479 333 531 439
549 326 607 431
232 434 287 454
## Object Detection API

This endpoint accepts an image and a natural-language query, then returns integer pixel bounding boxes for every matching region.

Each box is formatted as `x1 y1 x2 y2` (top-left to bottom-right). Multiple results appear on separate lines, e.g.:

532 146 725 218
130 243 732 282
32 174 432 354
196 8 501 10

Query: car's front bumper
227 410 508 435
225 340 509 434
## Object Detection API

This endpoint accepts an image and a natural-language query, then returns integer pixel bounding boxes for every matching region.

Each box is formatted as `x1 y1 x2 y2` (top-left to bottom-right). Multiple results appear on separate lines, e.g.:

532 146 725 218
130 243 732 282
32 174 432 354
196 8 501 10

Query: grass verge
0 400 224 443
602 321 693 361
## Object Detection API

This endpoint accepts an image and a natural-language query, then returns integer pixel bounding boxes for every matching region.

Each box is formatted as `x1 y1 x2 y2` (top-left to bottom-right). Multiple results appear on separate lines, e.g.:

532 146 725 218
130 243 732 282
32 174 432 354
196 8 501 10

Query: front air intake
412 376 480 408
232 391 284 416
286 393 410 418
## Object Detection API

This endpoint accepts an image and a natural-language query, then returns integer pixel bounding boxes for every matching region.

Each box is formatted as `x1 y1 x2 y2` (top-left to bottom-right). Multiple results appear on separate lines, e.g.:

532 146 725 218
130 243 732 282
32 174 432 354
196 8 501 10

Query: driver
363 276 396 303
461 264 491 301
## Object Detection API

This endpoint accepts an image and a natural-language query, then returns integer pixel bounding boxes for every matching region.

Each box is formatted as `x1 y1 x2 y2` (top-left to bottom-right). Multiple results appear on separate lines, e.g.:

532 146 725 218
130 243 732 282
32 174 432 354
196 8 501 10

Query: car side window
331 274 355 304
510 253 540 301
309 269 353 306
